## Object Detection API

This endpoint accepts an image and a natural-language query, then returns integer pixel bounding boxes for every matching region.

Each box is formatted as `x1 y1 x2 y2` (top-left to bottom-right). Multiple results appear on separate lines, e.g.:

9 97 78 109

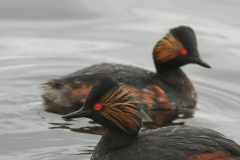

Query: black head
62 77 142 136
153 26 211 69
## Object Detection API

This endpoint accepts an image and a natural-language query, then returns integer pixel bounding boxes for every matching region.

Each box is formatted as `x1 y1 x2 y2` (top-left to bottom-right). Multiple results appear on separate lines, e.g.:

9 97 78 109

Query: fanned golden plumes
97 84 141 132
153 33 184 62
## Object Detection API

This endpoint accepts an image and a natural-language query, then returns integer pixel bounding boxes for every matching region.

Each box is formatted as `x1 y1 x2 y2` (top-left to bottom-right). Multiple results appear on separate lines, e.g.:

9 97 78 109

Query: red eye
94 104 102 110
181 48 188 55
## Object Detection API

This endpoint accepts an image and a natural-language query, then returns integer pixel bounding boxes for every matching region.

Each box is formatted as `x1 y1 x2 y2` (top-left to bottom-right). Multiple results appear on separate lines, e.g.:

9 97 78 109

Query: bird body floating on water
63 77 240 160
43 26 211 114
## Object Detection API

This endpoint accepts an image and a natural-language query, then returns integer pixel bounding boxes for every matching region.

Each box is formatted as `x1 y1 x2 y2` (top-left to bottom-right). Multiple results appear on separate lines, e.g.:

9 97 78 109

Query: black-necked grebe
63 77 240 160
43 26 211 114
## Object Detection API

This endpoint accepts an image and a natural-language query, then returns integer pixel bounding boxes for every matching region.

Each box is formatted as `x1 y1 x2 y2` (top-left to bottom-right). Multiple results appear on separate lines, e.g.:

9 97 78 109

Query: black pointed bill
62 108 91 119
192 58 211 68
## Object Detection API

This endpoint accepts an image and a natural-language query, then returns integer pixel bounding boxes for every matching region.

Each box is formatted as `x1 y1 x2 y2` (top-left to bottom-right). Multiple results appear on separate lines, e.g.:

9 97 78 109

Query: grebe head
63 77 142 136
153 26 211 69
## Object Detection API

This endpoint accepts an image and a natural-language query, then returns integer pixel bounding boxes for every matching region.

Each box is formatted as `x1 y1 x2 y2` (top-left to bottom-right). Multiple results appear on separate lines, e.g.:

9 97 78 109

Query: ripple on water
173 72 240 143
0 38 125 56
1 139 95 160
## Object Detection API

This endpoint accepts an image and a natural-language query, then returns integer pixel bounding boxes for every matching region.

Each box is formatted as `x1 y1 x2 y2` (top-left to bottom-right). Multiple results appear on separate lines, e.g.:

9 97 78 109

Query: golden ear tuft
97 84 141 132
153 33 184 62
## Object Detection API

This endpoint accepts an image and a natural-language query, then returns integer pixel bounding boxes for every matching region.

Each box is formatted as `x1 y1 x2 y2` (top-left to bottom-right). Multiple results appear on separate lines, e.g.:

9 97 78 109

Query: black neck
91 130 137 160
155 64 190 89
154 62 197 109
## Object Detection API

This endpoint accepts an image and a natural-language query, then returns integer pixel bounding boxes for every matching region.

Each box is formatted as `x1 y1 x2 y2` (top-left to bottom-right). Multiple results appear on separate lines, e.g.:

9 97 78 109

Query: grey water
0 0 240 159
